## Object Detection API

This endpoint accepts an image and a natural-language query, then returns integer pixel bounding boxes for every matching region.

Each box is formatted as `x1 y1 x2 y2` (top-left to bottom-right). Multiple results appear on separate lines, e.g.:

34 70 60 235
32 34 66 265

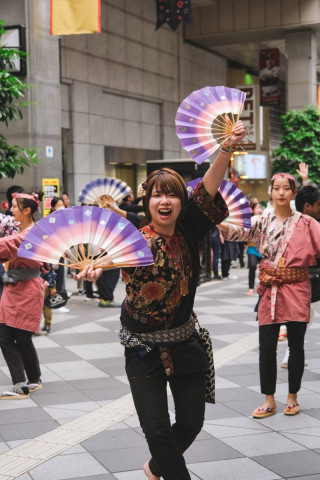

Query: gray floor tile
92 445 152 472
215 386 263 403
184 437 243 462
31 390 93 407
188 457 281 480
221 431 305 457
287 476 320 480
90 358 126 376
0 419 58 441
52 333 101 347
67 476 115 480
0 406 52 425
82 428 146 452
203 416 271 438
204 403 244 421
282 426 320 449
82 384 130 401
254 450 320 478
29 453 108 480
216 364 258 377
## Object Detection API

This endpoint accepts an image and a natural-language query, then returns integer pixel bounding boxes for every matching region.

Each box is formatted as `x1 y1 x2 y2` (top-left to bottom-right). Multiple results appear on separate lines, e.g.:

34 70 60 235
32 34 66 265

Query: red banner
259 49 280 105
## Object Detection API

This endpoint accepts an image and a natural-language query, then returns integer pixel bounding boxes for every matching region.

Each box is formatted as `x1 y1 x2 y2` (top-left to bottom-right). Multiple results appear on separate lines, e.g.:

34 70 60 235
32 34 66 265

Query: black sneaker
27 380 42 393
42 326 51 334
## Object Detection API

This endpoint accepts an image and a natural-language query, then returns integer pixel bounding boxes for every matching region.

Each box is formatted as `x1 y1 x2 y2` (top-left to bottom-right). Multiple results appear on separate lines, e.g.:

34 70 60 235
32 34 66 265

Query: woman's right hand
73 262 103 282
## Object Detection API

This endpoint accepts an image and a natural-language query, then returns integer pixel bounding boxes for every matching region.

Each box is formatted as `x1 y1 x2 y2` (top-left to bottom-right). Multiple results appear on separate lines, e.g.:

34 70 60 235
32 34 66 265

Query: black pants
259 322 307 395
248 254 261 289
129 371 206 480
96 268 120 301
221 259 231 278
0 324 41 384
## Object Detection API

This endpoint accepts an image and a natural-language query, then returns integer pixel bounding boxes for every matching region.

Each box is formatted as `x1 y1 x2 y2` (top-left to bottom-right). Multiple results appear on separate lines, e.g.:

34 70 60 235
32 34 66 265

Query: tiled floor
0 268 320 479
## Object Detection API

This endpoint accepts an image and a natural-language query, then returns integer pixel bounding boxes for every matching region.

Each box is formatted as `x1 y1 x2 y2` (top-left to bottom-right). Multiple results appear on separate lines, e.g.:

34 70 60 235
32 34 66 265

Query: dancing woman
76 122 245 480
220 173 320 418
0 192 46 398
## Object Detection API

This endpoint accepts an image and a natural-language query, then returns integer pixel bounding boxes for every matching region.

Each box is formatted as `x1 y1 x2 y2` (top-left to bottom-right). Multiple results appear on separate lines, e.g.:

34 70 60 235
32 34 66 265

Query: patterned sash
119 314 195 357
259 267 308 287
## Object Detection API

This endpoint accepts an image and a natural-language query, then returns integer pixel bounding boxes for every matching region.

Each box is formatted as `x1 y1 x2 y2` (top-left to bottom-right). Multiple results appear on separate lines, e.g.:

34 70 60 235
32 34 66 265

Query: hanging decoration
155 0 193 32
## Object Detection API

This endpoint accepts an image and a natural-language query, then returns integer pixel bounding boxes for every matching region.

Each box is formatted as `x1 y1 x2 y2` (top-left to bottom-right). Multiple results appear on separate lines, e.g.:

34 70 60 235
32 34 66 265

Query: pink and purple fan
17 206 154 271
176 86 247 165
186 178 251 229
78 177 131 206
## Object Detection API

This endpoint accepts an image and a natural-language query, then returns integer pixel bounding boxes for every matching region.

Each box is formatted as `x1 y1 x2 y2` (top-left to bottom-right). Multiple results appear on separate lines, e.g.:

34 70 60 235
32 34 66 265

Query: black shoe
213 275 222 280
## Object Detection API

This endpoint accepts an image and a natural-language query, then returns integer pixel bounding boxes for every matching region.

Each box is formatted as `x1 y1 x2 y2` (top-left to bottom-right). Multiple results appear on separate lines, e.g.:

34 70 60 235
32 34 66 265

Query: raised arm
203 120 245 197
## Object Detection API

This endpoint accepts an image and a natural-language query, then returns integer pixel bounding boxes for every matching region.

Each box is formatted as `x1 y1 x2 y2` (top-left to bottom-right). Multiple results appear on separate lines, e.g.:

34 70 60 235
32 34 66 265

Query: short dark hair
142 168 188 229
295 186 320 212
6 185 24 203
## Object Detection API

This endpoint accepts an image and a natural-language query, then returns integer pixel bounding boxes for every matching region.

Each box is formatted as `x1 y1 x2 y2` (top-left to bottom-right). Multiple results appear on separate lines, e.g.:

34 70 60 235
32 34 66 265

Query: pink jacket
0 231 45 332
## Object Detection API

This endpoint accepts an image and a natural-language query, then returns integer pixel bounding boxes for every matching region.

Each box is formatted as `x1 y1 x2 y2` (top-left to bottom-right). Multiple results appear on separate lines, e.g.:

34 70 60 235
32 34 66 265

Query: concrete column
285 30 317 110
26 0 62 189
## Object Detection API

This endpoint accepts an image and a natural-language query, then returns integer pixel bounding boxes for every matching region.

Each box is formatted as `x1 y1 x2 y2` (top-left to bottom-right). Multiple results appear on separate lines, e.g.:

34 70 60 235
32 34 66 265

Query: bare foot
143 462 160 480
247 289 254 296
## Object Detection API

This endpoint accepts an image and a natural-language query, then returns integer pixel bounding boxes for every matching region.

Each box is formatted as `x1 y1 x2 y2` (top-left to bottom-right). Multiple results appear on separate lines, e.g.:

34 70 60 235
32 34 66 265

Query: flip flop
278 334 287 341
252 406 277 418
284 403 300 416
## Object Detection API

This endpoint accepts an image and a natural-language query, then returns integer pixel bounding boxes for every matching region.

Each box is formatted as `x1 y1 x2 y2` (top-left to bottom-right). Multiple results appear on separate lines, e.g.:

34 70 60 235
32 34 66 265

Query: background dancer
220 172 320 418
0 192 46 399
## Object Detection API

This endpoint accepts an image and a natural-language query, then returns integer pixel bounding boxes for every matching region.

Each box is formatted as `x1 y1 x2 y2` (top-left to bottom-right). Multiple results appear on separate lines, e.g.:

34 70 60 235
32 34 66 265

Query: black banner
156 0 193 31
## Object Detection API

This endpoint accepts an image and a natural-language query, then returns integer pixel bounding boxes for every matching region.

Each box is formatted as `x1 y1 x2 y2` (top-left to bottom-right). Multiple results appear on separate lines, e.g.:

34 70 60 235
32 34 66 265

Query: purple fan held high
176 86 247 165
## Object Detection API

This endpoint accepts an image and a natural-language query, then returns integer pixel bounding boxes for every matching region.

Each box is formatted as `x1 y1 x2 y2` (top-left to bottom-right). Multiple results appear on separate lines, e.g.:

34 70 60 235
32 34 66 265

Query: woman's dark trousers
259 322 307 395
248 254 261 289
0 324 41 384
129 371 206 480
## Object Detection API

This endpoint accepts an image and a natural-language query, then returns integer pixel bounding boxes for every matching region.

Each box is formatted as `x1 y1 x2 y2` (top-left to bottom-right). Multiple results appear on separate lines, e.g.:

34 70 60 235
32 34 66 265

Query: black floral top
120 180 228 379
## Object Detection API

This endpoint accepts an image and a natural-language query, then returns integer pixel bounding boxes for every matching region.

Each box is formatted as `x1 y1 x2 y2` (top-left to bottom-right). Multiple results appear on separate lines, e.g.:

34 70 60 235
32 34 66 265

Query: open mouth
158 209 172 218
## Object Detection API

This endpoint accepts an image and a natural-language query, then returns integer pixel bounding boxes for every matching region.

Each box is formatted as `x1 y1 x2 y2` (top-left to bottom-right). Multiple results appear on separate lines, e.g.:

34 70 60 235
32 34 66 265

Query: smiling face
271 178 296 208
148 186 182 234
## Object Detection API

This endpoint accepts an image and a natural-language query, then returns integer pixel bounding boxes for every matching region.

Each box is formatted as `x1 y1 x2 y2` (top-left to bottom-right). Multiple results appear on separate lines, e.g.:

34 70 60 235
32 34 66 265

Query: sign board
237 85 257 151
42 178 60 217
233 153 267 179
46 146 53 158
1 201 9 211
259 48 280 105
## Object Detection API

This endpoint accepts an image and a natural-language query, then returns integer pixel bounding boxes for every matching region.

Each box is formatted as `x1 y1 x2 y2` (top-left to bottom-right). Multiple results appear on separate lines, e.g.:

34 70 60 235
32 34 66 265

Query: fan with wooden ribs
17 206 154 271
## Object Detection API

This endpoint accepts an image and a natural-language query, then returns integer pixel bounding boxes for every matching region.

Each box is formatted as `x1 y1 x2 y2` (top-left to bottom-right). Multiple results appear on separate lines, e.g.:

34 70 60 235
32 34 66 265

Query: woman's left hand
229 120 245 145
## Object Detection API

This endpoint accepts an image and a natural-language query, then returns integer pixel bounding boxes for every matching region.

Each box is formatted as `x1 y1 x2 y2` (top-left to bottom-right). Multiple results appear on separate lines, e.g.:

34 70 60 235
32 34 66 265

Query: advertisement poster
233 154 267 179
259 48 280 105
42 178 60 217
237 85 256 151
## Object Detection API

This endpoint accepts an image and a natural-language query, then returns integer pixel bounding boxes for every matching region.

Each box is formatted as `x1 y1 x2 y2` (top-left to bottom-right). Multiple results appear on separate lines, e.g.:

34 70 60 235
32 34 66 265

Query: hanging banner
42 178 60 217
156 0 193 31
259 49 280 105
50 0 101 36
237 85 257 151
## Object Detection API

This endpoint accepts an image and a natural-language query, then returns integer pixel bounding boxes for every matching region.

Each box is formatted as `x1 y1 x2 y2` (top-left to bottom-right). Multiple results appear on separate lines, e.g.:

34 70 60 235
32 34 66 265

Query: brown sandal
252 406 277 418
284 403 300 416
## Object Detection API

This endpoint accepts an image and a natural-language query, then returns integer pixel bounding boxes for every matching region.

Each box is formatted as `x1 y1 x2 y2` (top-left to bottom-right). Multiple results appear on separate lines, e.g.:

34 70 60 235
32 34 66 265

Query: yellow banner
50 0 101 36
42 178 60 217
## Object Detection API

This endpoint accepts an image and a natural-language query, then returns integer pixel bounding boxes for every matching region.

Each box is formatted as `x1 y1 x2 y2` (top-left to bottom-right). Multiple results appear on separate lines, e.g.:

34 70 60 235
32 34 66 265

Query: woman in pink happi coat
0 193 46 399
220 173 320 418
